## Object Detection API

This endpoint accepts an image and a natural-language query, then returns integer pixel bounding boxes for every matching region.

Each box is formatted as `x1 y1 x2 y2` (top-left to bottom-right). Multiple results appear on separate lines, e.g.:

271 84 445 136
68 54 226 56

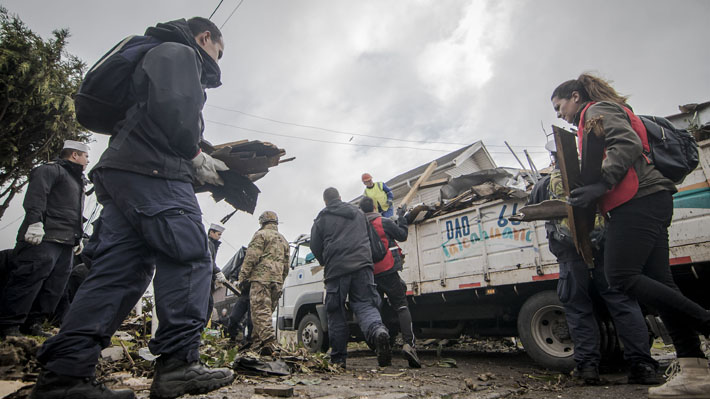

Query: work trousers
37 169 213 377
325 267 386 365
227 288 252 341
557 256 654 369
249 281 280 348
375 271 415 346
605 190 709 358
0 241 73 328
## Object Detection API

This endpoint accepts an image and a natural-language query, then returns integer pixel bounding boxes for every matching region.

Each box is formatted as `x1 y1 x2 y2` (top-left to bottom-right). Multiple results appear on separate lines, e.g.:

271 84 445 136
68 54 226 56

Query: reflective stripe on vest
370 216 395 275
578 102 649 213
365 182 390 212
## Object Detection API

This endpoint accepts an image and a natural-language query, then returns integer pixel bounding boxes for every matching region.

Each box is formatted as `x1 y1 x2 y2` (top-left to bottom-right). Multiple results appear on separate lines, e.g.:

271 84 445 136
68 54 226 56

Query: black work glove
397 206 406 218
568 182 609 208
238 280 249 293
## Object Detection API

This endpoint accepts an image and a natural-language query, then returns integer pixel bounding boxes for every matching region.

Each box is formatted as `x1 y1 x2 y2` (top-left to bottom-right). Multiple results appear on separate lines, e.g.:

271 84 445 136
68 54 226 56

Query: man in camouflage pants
238 211 290 354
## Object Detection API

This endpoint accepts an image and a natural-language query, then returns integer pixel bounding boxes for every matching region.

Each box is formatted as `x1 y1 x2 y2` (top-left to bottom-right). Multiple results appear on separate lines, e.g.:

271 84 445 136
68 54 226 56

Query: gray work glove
73 240 84 255
569 182 609 208
191 151 228 186
25 222 44 245
215 271 227 283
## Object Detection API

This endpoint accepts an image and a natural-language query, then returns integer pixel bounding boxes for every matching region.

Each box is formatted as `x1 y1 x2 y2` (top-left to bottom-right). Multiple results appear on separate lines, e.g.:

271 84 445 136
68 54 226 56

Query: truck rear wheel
297 313 329 353
517 290 575 372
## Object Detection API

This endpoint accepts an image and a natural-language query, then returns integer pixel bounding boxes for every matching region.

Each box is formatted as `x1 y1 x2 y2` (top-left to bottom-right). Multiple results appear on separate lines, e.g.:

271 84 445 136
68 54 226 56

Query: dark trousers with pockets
605 190 709 358
557 256 654 369
0 242 73 328
37 169 213 377
227 290 252 341
375 271 415 346
325 267 386 365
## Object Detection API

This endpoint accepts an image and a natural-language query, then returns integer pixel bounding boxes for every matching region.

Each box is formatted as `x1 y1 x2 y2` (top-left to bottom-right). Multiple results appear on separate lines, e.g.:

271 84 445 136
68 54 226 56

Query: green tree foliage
0 7 88 220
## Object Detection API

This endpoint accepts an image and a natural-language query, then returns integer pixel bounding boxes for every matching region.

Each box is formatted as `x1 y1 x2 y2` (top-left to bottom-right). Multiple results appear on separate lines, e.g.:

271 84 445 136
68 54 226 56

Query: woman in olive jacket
550 74 709 398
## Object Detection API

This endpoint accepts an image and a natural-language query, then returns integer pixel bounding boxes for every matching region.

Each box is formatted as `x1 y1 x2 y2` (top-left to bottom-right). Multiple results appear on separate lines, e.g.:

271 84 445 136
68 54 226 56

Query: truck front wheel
517 290 575 372
297 313 329 353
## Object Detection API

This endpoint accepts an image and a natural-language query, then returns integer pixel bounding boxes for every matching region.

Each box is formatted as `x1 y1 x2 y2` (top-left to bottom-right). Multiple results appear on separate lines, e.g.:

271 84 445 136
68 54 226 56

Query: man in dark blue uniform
0 140 89 339
310 187 391 369
527 142 658 386
32 17 234 399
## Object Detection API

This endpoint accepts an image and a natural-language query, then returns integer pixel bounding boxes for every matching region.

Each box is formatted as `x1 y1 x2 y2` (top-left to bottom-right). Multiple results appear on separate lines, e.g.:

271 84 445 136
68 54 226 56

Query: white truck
278 106 710 371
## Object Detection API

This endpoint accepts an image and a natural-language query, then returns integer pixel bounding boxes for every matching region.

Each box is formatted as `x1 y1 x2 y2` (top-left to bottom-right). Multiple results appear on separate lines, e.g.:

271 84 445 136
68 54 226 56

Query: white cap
209 223 225 232
63 140 90 153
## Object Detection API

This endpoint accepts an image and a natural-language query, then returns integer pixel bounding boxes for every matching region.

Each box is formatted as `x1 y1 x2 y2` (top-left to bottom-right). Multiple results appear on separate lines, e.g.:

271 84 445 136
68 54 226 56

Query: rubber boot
29 370 135 399
149 356 234 399
374 329 391 367
402 343 421 368
648 358 710 399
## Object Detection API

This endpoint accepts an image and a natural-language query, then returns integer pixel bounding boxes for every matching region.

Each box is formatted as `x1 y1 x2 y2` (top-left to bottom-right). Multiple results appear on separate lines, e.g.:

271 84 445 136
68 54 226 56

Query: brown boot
648 358 710 399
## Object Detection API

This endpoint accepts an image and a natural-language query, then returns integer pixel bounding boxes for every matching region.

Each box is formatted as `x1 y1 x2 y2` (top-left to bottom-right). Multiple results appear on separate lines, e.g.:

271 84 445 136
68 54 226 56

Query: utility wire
205 119 548 154
209 0 225 20
206 104 547 149
220 0 246 30
0 215 23 232
205 119 451 153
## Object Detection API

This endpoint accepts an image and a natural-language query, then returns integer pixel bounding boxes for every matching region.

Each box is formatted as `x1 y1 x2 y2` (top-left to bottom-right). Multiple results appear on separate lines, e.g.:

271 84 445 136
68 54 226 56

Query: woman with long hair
551 73 710 399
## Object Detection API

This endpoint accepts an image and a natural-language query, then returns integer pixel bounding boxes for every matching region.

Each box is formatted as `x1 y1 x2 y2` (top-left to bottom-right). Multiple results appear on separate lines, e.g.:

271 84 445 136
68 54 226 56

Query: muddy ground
1 331 690 399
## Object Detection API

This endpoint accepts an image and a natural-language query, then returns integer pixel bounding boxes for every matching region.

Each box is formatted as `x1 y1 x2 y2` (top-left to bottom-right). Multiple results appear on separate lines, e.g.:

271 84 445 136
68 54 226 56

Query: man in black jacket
359 197 420 368
0 140 89 339
310 187 391 368
34 18 233 399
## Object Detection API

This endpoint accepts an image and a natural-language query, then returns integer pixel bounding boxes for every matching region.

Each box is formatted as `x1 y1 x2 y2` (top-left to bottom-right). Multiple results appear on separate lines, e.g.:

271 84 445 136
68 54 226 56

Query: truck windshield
291 243 316 268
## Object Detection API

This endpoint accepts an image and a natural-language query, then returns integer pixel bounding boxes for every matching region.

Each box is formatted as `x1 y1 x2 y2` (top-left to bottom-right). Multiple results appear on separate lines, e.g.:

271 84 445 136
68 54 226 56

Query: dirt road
131 344 657 399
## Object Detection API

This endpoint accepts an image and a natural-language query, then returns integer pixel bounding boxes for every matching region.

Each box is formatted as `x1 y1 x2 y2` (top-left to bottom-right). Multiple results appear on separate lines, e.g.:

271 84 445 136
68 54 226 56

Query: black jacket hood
145 19 222 88
319 199 359 220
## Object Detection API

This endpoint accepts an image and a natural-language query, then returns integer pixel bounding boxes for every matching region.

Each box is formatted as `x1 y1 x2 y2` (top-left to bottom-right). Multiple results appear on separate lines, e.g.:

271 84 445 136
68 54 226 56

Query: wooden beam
400 161 437 208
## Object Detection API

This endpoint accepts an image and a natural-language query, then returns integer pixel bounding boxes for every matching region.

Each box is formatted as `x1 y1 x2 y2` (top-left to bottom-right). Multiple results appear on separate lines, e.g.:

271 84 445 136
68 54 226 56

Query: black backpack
74 35 163 134
366 220 388 263
639 115 699 184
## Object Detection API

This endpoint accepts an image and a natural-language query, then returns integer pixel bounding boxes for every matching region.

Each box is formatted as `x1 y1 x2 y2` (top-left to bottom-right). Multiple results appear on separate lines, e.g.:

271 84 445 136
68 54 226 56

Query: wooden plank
552 125 594 265
509 199 567 222
400 161 437 208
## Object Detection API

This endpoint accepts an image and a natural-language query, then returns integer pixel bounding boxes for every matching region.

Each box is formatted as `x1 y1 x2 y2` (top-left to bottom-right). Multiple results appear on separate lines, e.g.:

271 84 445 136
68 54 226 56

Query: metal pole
524 149 541 180
504 141 535 184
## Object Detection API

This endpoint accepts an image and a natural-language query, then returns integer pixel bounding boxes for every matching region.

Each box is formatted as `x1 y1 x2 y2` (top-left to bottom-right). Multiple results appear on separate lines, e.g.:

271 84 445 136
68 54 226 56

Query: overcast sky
2 0 709 267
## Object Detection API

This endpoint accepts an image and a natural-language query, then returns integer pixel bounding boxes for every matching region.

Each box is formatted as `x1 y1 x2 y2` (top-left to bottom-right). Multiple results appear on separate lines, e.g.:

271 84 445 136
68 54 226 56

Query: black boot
572 365 601 385
0 325 22 339
21 323 52 338
374 329 392 367
627 362 660 385
149 355 234 399
29 370 135 399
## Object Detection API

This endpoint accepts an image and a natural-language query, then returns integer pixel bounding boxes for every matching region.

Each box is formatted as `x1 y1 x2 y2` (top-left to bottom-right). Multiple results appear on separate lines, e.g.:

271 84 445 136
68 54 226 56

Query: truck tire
297 313 329 353
517 290 575 372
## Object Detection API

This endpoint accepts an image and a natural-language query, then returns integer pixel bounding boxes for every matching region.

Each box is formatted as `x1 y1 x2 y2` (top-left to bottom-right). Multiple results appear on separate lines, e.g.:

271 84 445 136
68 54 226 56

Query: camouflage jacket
238 224 290 283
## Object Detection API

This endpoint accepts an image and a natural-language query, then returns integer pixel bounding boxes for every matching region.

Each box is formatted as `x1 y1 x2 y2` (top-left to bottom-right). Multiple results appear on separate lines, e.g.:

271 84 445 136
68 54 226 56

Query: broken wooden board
509 199 567 222
419 177 449 189
254 385 295 397
552 125 594 265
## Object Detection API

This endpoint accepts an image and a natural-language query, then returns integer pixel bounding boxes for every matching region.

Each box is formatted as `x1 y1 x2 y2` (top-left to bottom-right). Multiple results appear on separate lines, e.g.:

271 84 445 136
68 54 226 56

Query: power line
209 0 225 20
0 215 23 232
205 119 452 153
220 0 246 30
205 118 548 154
206 103 547 149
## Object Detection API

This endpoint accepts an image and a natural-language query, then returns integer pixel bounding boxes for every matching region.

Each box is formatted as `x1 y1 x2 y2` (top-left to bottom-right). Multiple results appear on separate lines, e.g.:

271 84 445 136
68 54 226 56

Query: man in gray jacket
310 187 391 368
33 17 233 399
